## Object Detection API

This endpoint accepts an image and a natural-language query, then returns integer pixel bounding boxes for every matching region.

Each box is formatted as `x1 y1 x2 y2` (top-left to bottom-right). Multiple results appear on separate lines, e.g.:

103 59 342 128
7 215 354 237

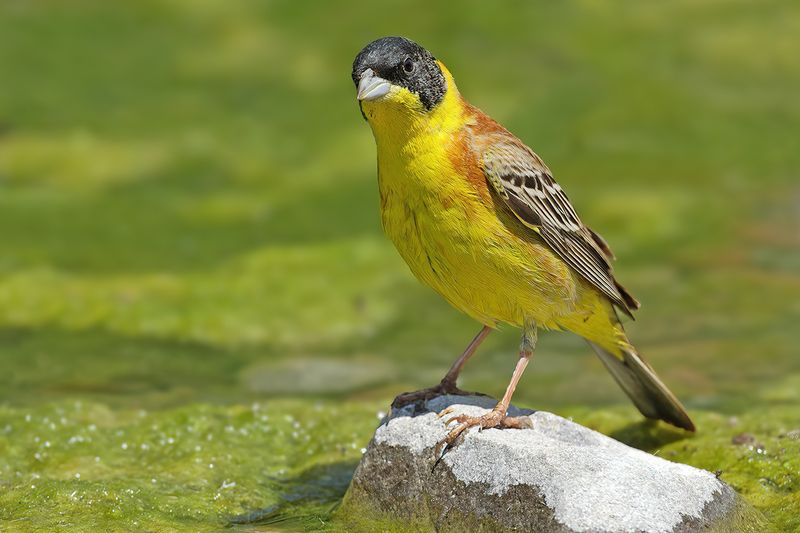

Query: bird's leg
438 322 537 450
438 325 493 391
392 325 492 409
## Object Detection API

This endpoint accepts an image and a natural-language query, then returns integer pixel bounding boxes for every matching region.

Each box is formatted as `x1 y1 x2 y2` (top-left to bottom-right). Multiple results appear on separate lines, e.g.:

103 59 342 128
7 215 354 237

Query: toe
443 414 472 427
443 421 472 446
500 415 533 429
437 406 457 418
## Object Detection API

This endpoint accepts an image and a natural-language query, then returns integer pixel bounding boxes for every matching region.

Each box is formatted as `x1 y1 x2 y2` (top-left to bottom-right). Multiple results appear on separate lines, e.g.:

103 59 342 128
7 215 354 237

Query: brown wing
479 137 639 317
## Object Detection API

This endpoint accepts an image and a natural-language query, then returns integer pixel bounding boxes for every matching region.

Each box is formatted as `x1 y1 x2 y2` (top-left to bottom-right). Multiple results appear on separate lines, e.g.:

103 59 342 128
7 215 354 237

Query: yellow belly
378 147 581 331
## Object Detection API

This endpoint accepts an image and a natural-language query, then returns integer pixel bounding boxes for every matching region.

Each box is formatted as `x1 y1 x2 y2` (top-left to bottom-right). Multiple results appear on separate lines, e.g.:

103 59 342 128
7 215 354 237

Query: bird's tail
588 341 695 431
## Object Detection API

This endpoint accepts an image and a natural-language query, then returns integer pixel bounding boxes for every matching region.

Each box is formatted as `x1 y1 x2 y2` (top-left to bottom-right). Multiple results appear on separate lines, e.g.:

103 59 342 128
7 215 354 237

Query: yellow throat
360 63 466 156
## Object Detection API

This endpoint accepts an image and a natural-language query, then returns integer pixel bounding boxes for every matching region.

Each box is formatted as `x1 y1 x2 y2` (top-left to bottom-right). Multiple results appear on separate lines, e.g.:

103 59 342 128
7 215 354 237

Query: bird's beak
357 68 391 101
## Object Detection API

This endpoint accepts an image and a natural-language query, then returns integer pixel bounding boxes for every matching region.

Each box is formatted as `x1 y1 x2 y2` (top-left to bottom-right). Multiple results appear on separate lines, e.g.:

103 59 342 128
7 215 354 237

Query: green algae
0 400 376 531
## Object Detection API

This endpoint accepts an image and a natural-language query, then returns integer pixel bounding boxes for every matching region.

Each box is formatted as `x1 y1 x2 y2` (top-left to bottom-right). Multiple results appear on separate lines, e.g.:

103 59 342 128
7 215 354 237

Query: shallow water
0 1 798 530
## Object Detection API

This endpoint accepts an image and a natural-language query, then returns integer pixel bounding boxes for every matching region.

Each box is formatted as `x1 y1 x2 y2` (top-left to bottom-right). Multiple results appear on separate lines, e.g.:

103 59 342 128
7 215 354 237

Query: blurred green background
1 0 798 530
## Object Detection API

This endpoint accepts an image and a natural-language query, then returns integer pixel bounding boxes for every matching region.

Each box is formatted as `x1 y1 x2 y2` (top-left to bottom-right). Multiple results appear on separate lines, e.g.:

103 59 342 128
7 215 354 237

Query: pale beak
357 68 391 101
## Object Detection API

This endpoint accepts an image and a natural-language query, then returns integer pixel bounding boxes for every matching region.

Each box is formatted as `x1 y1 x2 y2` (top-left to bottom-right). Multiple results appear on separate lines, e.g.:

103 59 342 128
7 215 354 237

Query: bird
351 36 695 447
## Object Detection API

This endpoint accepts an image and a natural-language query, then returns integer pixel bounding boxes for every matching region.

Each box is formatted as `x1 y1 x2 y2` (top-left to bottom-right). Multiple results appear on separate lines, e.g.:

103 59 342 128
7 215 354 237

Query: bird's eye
402 57 415 74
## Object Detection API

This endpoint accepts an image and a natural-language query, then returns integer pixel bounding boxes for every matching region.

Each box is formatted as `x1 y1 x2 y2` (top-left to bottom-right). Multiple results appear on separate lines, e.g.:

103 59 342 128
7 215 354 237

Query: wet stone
339 394 765 533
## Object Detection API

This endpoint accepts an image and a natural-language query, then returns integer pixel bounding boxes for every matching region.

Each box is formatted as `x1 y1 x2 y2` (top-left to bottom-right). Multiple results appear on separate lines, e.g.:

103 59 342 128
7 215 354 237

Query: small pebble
731 433 756 445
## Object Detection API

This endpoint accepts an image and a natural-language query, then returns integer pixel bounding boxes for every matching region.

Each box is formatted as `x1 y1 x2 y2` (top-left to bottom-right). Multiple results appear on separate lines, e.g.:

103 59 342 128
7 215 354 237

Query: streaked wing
480 138 638 316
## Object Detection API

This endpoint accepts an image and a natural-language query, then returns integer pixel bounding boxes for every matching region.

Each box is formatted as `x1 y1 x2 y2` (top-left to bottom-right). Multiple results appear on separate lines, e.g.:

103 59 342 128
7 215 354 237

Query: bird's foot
436 406 533 454
391 380 479 409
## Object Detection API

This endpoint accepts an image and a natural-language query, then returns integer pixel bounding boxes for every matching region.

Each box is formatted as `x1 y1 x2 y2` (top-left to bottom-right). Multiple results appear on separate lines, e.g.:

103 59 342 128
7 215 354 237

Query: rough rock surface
339 394 763 532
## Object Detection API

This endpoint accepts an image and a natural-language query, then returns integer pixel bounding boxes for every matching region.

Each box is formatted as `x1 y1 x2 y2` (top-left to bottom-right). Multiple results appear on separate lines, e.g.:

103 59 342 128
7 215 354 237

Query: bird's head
352 37 458 130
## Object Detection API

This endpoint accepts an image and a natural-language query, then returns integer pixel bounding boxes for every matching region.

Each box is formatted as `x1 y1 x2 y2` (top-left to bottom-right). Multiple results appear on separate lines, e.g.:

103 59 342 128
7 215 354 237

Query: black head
352 36 446 111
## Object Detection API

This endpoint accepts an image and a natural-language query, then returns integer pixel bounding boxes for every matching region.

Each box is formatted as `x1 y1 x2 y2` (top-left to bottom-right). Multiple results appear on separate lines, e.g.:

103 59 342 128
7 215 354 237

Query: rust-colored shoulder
446 103 497 202
461 103 549 170
462 102 508 137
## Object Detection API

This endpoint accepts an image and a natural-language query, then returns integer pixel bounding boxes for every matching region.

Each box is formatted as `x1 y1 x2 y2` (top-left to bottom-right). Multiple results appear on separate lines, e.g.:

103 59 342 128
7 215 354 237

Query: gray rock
339 394 764 532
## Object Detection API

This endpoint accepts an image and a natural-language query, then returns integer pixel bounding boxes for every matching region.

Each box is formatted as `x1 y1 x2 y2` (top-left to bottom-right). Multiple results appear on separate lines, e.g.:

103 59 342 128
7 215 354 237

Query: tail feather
614 280 640 313
588 341 695 432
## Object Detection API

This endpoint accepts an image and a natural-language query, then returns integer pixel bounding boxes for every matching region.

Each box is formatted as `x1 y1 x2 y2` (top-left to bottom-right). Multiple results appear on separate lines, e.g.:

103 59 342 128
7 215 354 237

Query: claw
437 406 456 419
432 441 449 472
443 414 473 427
433 421 472 468
442 416 458 426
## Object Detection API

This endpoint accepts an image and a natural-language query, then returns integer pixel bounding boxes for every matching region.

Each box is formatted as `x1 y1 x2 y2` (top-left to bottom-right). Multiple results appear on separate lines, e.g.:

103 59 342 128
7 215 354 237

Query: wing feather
478 137 639 316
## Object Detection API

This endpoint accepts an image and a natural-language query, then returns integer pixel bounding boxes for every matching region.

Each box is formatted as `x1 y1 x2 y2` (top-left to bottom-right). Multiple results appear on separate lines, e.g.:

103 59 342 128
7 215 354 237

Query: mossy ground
2 402 796 531
0 1 798 531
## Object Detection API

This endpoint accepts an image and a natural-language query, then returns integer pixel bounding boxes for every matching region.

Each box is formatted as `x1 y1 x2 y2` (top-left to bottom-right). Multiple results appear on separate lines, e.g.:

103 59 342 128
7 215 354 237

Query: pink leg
440 325 492 387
